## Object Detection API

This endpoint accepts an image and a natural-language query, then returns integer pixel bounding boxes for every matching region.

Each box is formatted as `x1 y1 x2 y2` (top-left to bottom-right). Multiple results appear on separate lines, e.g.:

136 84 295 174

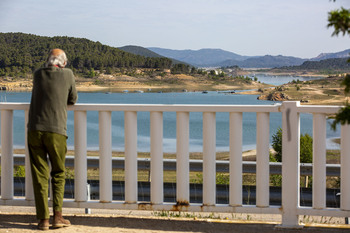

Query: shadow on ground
0 213 349 233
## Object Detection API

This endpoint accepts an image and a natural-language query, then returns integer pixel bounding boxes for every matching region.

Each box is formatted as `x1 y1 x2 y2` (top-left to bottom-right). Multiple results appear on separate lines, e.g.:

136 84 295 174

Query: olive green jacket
28 67 78 137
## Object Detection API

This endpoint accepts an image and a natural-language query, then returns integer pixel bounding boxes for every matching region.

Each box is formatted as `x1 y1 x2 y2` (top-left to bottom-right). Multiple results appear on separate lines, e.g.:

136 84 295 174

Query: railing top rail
296 105 342 114
70 103 282 112
0 102 343 114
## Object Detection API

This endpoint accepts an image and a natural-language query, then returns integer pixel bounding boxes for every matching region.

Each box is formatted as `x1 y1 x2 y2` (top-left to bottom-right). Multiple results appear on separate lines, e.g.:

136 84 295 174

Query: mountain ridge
148 47 350 68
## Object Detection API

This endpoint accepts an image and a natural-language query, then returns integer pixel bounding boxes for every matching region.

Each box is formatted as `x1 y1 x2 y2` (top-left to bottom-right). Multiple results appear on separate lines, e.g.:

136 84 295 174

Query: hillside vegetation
0 33 173 78
274 58 350 74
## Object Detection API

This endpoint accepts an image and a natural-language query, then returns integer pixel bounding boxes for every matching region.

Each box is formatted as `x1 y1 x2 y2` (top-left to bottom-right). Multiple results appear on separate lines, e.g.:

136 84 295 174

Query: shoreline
0 72 346 106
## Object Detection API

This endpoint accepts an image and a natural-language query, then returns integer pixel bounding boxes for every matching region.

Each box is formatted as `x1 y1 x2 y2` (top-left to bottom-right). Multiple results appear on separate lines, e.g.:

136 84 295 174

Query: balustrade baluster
203 112 216 206
176 112 190 204
1 110 13 200
150 111 163 204
99 111 112 203
256 112 270 207
75 111 88 202
341 123 350 210
24 109 34 200
125 111 138 203
313 113 326 209
229 112 242 206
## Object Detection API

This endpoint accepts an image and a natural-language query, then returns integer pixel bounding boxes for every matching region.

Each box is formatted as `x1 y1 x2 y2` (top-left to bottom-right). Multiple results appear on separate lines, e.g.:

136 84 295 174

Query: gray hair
46 49 67 68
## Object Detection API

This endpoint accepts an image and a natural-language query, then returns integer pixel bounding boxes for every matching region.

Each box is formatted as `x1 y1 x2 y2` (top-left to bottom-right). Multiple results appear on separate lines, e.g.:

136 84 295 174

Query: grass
11 148 342 188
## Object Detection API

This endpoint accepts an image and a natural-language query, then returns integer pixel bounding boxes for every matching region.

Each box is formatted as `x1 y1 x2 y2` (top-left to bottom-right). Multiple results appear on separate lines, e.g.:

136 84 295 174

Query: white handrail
0 101 348 228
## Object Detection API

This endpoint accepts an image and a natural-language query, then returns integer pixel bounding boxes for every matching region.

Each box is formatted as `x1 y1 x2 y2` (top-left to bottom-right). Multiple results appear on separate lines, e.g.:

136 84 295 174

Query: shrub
271 127 313 163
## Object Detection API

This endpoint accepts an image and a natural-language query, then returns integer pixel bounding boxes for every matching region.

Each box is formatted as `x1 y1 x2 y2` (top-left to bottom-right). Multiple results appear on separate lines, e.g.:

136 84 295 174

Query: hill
277 58 350 73
148 47 249 67
0 33 173 78
148 47 350 69
311 49 350 61
119 45 186 65
119 45 163 58
219 55 307 68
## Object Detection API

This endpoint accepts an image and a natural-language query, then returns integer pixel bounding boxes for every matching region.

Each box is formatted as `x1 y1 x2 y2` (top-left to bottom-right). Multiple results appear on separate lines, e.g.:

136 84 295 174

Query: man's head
46 49 67 68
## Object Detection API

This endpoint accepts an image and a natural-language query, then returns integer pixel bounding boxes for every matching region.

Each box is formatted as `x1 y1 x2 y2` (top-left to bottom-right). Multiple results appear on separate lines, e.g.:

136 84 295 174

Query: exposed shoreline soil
0 72 346 106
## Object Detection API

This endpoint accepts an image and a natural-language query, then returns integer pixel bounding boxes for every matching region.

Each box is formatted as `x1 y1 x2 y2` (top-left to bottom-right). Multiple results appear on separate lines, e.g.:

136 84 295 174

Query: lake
1 75 340 153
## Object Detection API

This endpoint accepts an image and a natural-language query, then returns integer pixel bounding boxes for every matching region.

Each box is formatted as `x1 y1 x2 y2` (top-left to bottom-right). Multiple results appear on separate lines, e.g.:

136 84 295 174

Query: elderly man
28 48 77 230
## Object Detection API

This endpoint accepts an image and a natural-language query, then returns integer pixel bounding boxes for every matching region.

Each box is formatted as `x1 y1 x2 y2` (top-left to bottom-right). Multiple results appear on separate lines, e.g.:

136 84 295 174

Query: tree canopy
0 33 173 78
327 2 350 129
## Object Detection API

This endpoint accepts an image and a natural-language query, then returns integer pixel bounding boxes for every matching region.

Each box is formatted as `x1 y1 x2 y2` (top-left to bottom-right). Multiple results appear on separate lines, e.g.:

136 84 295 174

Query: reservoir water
1 75 340 153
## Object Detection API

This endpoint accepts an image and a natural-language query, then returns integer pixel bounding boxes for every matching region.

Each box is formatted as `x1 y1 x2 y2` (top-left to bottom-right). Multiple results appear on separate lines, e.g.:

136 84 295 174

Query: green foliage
300 134 313 163
190 173 229 185
331 102 350 130
270 175 282 187
327 3 350 131
233 75 252 83
272 128 283 162
327 7 350 37
87 68 96 78
14 166 25 177
0 32 173 77
65 168 75 179
170 64 190 74
271 127 313 163
341 73 350 94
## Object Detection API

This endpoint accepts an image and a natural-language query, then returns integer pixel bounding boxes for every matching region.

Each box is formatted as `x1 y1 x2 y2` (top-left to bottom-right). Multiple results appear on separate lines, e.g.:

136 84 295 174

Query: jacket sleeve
68 74 78 105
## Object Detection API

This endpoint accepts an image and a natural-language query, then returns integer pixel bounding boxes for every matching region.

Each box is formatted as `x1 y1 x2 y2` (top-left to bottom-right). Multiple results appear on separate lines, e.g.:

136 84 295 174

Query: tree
327 2 350 129
327 7 350 37
271 127 313 163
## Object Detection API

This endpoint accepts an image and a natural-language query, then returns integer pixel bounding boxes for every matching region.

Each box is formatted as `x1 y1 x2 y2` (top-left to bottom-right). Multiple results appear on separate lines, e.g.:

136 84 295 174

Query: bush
271 127 313 163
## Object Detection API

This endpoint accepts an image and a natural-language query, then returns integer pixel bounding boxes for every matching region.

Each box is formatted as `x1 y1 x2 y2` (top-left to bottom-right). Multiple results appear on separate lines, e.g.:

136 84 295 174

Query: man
27 48 77 230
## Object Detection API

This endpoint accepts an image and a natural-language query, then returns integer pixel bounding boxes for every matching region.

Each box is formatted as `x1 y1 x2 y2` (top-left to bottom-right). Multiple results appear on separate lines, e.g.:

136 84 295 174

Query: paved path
0 206 349 233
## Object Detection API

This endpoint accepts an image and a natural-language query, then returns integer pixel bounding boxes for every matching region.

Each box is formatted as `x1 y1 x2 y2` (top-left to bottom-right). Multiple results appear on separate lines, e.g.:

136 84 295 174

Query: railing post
313 113 326 209
203 112 216 206
256 112 270 207
74 111 87 202
1 110 13 200
150 111 163 204
229 112 242 206
24 109 34 200
125 111 138 203
280 101 301 228
99 111 112 203
176 112 190 204
341 123 350 210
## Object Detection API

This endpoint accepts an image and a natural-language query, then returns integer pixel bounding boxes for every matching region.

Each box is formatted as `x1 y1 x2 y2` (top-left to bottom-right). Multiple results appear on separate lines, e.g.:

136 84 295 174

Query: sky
0 0 349 59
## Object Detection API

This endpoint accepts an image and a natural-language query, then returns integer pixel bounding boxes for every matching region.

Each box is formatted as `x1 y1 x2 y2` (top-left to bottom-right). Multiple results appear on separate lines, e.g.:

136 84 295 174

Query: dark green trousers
28 131 67 220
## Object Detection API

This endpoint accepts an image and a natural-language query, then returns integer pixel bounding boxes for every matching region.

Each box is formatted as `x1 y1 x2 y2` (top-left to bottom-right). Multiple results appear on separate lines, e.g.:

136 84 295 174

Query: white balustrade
124 111 138 203
74 111 88 202
281 102 300 228
229 112 242 206
150 111 163 204
176 112 190 204
202 112 216 206
313 113 326 209
1 109 13 200
256 112 270 207
0 102 348 229
99 111 112 203
24 109 34 200
341 123 350 210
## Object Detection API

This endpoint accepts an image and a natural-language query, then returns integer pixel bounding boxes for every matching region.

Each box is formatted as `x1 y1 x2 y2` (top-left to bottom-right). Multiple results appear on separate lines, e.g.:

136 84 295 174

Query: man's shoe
52 211 71 228
38 219 49 231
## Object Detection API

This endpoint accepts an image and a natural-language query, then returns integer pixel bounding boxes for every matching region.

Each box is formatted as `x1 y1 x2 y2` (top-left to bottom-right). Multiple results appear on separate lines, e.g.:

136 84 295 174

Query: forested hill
277 58 350 72
119 45 164 58
0 33 172 77
119 45 185 65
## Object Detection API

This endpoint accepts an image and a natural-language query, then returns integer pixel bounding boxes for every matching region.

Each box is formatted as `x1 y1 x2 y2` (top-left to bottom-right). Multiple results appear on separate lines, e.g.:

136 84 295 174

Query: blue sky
0 0 349 58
